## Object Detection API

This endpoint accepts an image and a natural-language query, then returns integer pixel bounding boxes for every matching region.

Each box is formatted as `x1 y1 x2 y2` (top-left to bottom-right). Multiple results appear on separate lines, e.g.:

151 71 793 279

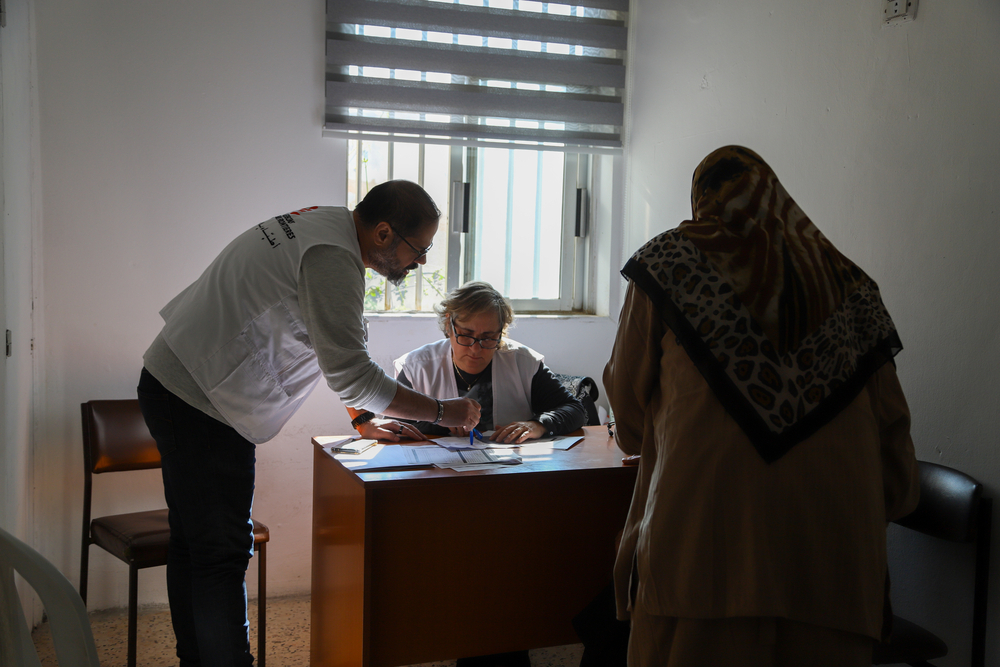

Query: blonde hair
435 281 514 341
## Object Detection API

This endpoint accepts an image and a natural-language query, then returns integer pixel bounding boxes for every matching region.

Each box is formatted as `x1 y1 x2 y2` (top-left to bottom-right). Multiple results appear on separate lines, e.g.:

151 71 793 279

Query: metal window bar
503 152 514 296
384 141 394 310
471 148 484 286
533 151 544 297
415 143 425 312
463 149 478 287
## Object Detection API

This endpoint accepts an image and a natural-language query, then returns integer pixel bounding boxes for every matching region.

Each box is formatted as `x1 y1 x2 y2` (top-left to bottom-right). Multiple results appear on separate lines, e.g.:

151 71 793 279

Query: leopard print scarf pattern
625 148 902 463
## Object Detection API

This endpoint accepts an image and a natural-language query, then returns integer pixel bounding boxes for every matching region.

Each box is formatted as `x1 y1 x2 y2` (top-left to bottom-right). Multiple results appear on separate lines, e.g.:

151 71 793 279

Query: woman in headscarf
604 146 919 666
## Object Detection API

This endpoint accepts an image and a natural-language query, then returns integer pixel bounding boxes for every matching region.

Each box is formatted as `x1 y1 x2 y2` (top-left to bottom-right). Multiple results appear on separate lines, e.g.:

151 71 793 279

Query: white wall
27 0 618 613
624 0 1000 664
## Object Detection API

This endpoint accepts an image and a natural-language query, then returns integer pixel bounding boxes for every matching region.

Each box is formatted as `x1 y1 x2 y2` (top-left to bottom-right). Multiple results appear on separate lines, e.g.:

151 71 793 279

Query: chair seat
872 615 948 664
91 509 170 567
252 520 270 544
91 510 270 568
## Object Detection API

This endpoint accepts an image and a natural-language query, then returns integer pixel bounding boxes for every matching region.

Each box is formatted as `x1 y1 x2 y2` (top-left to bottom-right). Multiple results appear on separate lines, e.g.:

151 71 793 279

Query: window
348 140 592 313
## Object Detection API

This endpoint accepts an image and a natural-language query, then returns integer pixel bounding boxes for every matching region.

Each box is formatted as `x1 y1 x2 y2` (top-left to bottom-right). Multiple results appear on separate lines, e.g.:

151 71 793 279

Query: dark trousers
138 367 257 667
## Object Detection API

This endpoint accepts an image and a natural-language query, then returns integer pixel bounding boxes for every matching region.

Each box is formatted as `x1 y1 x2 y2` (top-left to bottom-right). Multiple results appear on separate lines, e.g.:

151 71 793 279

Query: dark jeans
138 367 257 667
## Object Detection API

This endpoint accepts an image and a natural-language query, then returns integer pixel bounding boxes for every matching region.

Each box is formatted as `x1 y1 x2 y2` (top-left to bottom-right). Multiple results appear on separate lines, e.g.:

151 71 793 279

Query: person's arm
345 404 427 441
602 283 665 456
382 380 479 425
529 365 587 435
346 371 447 439
869 361 920 521
299 245 480 429
392 370 450 436
492 364 587 443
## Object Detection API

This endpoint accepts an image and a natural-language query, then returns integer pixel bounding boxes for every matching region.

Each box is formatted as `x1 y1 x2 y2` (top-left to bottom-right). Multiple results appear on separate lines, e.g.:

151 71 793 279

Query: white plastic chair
0 525 100 667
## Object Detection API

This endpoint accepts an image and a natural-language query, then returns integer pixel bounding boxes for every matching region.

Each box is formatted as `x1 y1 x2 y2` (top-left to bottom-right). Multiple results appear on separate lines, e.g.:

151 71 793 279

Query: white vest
394 338 542 426
159 206 363 443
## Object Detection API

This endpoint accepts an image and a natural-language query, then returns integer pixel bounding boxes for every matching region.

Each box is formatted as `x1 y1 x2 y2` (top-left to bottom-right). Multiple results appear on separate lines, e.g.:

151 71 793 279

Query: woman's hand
492 420 546 444
357 418 427 442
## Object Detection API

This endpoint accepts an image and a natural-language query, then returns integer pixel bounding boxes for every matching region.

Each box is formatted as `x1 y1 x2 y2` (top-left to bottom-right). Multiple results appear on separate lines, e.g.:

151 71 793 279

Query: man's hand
356 418 427 442
438 397 481 430
492 420 546 444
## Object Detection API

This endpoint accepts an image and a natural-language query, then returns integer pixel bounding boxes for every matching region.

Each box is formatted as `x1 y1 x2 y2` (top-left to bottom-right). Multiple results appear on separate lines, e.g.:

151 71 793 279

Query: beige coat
605 284 919 641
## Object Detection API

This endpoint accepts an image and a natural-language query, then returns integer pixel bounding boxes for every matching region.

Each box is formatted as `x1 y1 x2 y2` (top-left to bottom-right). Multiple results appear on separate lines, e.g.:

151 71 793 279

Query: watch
432 399 445 425
351 411 376 429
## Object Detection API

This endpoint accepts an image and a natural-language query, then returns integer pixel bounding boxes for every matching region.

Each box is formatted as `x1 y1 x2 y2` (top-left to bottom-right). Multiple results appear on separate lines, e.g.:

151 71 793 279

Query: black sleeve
397 369 450 437
530 364 588 436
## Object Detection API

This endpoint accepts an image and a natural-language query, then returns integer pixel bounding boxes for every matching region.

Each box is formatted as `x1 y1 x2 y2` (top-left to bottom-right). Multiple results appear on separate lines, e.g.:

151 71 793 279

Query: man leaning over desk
137 180 481 667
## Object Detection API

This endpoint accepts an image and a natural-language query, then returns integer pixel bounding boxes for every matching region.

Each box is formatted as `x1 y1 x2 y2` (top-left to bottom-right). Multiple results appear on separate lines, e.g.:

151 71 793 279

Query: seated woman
346 282 587 667
346 280 587 445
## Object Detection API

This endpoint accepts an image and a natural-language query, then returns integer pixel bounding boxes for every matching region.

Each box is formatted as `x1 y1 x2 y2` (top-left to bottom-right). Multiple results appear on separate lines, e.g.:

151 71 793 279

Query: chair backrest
554 373 601 426
0 525 101 667
896 461 983 542
893 460 992 667
81 400 160 474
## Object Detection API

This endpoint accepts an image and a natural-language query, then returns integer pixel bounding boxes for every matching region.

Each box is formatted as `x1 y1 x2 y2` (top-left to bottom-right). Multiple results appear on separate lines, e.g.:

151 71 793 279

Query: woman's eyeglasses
451 319 502 349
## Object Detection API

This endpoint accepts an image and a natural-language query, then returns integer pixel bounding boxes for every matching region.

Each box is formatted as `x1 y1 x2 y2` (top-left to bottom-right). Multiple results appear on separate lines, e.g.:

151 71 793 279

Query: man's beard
368 239 417 287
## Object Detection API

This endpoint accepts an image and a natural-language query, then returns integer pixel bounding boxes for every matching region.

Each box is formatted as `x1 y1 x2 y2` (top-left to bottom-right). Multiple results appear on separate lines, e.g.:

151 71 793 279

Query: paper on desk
405 445 519 467
331 443 398 470
439 447 521 471
432 434 583 451
332 443 520 471
545 435 583 450
443 461 522 472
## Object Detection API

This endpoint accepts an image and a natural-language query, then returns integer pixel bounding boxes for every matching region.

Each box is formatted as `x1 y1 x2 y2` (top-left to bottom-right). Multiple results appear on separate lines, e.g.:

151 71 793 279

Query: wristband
350 411 376 429
432 399 445 425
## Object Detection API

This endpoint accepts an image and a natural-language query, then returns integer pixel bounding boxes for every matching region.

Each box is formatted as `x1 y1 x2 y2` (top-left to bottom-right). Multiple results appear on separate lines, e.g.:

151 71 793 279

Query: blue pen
471 428 486 444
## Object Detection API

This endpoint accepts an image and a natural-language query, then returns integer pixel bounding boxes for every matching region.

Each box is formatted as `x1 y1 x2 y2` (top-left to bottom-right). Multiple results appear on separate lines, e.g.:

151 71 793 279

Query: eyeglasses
388 223 433 261
451 319 502 349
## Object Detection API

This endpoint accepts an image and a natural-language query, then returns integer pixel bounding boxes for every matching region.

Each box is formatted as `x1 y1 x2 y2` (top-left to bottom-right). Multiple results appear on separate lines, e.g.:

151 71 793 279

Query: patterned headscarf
623 146 902 463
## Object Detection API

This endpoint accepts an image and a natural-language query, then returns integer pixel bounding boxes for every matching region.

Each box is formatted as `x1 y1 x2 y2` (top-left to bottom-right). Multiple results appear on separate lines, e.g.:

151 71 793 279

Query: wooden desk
309 426 637 667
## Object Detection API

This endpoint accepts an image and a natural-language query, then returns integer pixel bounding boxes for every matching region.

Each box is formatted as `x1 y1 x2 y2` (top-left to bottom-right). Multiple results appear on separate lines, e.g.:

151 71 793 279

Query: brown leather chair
79 399 270 667
873 461 992 667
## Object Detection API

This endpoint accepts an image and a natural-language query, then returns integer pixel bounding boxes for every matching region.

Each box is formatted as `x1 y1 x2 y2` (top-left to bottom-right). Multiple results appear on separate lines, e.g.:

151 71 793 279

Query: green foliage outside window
363 267 448 311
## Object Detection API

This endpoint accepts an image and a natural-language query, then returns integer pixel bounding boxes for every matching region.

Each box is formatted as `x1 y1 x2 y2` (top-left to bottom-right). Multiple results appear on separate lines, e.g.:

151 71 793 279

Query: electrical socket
884 0 918 24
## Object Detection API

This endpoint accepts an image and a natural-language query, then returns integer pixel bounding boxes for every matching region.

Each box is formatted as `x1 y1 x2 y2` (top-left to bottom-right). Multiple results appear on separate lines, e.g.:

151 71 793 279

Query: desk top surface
312 425 632 485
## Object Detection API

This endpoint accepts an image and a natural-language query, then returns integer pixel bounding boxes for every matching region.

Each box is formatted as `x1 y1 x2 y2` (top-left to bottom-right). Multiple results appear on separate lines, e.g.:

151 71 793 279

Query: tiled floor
31 594 584 667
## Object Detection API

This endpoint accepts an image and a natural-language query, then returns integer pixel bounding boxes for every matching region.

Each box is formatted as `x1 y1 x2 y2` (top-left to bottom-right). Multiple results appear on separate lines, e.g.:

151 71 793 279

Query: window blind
325 0 628 153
